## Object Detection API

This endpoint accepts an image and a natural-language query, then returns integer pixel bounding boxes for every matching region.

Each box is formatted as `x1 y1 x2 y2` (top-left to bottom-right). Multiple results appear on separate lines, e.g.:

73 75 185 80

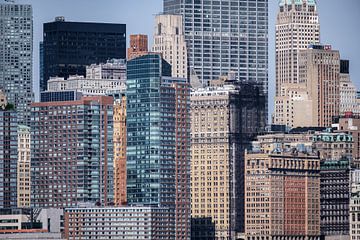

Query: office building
31 96 114 208
275 0 320 96
127 34 149 60
64 206 174 240
0 107 17 209
245 149 321 239
299 45 340 127
0 3 33 125
126 53 191 240
339 60 358 115
190 80 266 239
153 14 188 79
163 0 268 97
17 125 31 208
42 17 126 91
114 95 127 206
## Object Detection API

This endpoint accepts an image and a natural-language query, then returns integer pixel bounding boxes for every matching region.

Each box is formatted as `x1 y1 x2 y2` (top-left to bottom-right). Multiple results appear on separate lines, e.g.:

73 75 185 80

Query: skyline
11 0 360 118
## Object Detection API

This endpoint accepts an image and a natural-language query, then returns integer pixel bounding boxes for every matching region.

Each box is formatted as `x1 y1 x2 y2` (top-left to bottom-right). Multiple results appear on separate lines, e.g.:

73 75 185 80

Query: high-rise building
42 17 126 91
113 95 127 206
64 206 175 240
275 0 320 96
0 107 18 209
299 44 340 127
339 60 358 115
190 80 266 239
17 125 31 208
31 96 114 208
245 150 321 239
152 14 188 79
0 3 33 125
127 34 149 60
163 0 268 92
126 53 191 240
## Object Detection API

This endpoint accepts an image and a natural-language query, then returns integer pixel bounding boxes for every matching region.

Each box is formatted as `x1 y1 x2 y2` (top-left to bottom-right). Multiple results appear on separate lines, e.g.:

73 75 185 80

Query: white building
46 59 126 96
340 69 358 115
64 206 175 240
152 14 187 79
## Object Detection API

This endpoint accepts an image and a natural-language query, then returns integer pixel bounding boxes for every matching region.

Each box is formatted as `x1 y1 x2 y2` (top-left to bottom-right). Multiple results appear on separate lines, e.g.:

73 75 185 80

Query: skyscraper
42 17 126 91
163 0 268 91
275 0 320 96
31 96 114 208
299 44 340 127
190 80 266 239
0 3 33 125
126 53 190 240
152 14 188 79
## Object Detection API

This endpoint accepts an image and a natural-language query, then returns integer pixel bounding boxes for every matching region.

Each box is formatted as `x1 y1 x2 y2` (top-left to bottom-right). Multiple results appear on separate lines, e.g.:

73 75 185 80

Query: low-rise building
64 206 175 240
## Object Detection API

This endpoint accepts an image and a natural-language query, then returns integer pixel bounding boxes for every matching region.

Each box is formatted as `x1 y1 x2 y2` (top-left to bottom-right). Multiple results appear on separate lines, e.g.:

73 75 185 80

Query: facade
45 59 126 96
313 132 352 238
339 60 358 115
163 0 268 100
64 206 174 240
0 109 18 209
113 95 127 206
350 169 360 240
126 53 191 240
42 17 126 91
245 151 321 240
275 0 320 96
0 3 33 125
40 90 82 102
153 14 188 79
17 125 31 208
190 81 266 239
299 45 340 127
31 96 114 208
127 34 149 60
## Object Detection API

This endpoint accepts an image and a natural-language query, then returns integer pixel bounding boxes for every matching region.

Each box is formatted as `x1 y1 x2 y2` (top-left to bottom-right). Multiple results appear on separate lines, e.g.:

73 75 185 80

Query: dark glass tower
42 17 126 91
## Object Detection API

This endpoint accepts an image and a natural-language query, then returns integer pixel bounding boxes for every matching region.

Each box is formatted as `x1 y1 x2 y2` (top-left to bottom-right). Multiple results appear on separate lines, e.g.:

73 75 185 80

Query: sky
12 0 360 116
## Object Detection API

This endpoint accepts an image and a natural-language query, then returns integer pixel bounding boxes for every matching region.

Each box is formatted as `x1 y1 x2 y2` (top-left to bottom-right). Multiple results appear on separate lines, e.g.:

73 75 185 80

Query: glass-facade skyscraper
163 0 268 90
0 3 33 125
126 53 191 239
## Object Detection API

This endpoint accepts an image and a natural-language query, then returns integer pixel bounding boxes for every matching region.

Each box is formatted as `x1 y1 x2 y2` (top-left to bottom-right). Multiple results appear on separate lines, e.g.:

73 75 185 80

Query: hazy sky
13 0 360 115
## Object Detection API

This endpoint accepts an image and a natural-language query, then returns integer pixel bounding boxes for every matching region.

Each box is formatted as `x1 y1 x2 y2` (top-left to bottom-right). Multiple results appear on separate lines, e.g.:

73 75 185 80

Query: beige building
245 151 321 240
273 83 313 128
275 0 320 96
191 86 233 239
299 45 340 127
17 125 31 208
152 14 187 79
0 89 7 109
113 95 127 206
